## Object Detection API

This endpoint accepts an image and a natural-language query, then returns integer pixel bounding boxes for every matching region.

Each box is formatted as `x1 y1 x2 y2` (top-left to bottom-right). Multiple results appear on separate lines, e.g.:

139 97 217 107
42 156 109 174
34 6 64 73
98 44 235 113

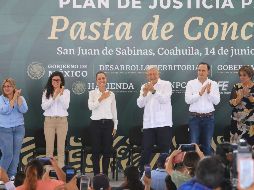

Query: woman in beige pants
41 71 70 168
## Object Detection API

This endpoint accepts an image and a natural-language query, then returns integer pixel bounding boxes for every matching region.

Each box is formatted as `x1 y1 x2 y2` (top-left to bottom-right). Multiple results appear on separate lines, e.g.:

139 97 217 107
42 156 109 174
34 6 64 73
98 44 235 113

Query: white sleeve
137 84 151 108
154 81 172 104
58 89 70 110
88 90 100 110
41 91 54 110
207 81 220 105
185 81 200 104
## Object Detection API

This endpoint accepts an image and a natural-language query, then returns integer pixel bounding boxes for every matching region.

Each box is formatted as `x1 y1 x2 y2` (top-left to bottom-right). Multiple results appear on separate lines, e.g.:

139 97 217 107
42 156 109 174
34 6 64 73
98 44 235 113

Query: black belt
45 116 67 119
93 119 112 124
190 112 213 118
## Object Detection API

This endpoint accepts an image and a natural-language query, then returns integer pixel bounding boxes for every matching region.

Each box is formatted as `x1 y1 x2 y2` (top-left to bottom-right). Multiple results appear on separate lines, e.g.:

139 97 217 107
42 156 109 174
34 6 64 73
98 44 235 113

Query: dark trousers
140 126 172 171
90 119 113 176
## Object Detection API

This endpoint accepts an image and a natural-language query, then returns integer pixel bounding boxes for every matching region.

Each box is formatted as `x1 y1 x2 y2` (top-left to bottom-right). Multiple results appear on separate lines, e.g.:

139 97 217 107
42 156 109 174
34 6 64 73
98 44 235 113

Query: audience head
92 174 110 190
14 171 26 187
165 175 177 190
195 156 225 189
173 162 185 171
124 165 140 180
123 166 144 190
216 142 234 164
23 159 44 190
183 151 201 177
157 153 169 169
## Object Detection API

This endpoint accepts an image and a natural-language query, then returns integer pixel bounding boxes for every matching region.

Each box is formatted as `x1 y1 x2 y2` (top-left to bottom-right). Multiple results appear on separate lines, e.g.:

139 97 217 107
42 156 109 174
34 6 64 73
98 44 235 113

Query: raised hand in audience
50 157 66 182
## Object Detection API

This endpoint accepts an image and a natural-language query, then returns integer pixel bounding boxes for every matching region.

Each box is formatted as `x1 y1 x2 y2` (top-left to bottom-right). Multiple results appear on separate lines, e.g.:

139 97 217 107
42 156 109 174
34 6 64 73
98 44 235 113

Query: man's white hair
146 65 158 71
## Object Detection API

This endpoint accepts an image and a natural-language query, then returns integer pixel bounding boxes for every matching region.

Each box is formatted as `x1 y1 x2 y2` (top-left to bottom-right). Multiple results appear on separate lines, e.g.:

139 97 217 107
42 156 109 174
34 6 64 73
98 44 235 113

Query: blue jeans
0 125 25 177
189 115 214 155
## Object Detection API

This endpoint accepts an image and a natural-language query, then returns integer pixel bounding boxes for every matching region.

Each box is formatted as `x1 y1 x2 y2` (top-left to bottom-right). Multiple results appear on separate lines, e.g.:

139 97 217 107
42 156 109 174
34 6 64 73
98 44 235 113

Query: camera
38 157 51 166
238 139 251 153
231 139 254 190
144 165 151 178
80 175 90 190
49 170 58 179
65 167 76 183
180 144 195 152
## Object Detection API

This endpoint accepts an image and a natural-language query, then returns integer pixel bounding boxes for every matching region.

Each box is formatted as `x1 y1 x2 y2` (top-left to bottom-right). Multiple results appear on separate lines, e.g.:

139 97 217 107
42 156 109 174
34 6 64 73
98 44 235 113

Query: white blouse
88 88 118 129
41 89 70 117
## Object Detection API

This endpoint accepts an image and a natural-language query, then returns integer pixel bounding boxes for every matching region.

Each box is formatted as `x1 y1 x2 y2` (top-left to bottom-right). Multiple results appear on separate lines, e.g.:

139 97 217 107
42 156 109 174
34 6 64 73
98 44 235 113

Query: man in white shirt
137 66 173 171
185 62 220 155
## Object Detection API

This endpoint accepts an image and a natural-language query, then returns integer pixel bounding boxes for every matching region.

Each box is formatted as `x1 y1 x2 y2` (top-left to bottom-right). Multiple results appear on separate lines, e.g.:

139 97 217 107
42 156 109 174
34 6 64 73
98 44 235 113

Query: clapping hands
199 82 211 96
143 82 155 97
53 86 64 99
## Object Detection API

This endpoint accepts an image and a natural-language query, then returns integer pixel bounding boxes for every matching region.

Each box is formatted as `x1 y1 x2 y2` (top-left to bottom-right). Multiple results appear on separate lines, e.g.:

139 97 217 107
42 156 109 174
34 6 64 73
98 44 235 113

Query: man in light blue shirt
141 153 169 190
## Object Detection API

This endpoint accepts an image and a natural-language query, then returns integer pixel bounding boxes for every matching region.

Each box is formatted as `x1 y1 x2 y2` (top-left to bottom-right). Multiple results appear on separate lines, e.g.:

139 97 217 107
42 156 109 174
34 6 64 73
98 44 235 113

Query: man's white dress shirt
185 78 220 113
137 79 173 129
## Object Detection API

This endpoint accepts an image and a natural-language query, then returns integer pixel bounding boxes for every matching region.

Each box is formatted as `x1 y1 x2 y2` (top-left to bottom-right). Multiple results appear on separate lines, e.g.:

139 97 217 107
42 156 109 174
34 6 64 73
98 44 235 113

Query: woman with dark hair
88 71 118 176
16 158 65 190
0 78 28 178
165 175 177 190
116 166 144 190
21 159 44 190
41 71 70 168
229 65 254 145
14 171 26 187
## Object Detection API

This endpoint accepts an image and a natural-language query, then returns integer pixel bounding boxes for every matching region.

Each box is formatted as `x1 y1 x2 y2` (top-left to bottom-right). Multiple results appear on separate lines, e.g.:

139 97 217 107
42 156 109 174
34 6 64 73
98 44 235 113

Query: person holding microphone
0 78 28 178
88 71 118 176
41 71 70 168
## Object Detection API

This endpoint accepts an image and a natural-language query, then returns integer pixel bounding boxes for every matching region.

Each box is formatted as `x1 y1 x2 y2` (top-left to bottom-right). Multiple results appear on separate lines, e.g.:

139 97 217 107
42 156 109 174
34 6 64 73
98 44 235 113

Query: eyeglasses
52 79 61 82
3 85 13 88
